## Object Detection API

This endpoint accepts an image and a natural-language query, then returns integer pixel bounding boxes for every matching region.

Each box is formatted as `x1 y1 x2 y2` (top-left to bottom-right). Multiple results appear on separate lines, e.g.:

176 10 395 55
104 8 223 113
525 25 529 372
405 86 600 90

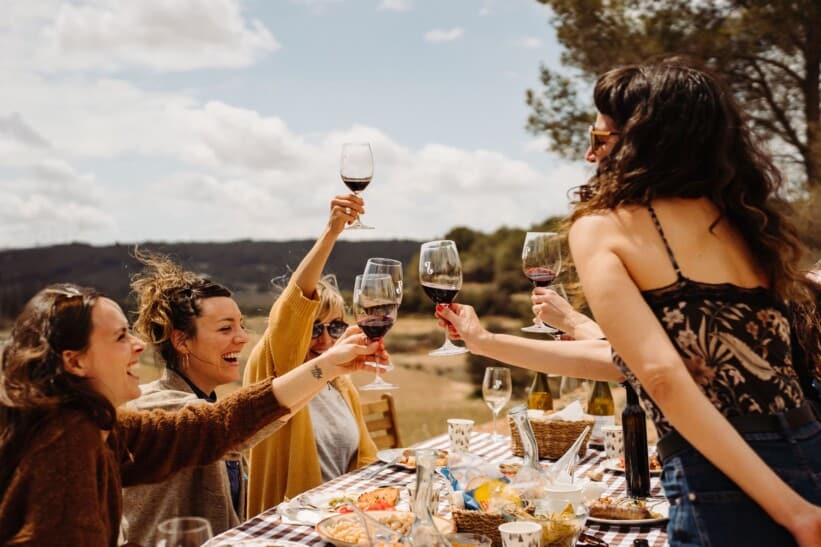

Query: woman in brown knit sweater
0 283 382 546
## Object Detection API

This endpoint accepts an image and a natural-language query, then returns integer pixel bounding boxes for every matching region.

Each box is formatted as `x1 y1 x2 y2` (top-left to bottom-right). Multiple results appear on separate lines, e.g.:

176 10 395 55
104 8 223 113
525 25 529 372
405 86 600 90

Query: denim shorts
660 420 821 547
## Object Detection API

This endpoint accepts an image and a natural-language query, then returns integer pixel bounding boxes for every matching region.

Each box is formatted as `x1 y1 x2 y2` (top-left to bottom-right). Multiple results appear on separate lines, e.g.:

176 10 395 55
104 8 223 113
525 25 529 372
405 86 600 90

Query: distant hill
0 240 422 319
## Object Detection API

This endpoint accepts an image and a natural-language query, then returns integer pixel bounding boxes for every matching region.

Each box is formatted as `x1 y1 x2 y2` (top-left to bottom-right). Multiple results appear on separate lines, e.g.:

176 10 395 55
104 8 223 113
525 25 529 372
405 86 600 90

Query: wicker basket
508 414 594 459
452 509 505 547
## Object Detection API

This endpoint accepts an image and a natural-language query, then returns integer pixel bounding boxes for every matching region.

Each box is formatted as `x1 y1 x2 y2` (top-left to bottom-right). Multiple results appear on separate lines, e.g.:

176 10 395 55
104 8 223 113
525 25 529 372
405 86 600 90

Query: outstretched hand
434 303 488 351
321 326 388 373
329 194 365 234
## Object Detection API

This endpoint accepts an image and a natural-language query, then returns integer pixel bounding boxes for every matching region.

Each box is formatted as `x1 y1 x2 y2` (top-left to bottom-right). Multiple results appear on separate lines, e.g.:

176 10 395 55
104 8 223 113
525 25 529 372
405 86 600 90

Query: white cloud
379 0 413 11
515 36 543 49
38 0 279 72
424 27 465 43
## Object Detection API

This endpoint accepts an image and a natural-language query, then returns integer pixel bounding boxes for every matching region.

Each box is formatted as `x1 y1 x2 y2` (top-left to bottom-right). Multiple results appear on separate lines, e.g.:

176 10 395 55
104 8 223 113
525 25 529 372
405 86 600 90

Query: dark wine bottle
622 382 650 498
587 380 615 447
527 372 553 411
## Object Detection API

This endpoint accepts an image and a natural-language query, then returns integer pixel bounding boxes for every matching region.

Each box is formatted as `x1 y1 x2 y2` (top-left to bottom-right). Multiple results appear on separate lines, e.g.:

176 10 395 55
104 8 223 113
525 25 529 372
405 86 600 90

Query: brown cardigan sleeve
118 378 289 487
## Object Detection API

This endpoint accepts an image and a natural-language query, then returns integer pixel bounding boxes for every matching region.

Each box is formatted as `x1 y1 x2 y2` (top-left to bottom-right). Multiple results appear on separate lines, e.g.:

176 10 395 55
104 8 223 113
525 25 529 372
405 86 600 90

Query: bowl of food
502 501 586 547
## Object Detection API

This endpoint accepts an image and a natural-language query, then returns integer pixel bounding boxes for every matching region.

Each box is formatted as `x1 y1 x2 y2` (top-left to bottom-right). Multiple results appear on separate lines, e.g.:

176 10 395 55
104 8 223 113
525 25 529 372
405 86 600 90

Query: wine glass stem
492 410 498 439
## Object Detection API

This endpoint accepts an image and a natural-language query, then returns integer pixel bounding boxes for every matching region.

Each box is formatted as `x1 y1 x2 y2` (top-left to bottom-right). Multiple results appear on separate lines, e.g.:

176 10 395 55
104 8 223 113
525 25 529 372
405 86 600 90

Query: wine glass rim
366 257 401 266
157 516 211 533
421 239 456 248
525 231 559 237
341 141 372 147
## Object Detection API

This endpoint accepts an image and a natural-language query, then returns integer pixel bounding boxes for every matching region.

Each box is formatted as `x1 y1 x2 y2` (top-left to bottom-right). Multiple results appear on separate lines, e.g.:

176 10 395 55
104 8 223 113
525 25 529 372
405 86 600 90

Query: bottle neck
623 382 640 405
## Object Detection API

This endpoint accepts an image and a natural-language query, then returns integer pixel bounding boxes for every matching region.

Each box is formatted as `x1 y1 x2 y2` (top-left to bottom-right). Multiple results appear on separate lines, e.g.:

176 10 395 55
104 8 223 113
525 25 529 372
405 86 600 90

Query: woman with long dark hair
566 58 820 545
0 283 380 545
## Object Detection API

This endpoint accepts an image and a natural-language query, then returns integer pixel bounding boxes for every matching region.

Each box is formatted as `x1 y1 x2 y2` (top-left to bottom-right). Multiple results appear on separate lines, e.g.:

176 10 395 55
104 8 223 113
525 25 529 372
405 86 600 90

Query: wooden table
207 432 668 546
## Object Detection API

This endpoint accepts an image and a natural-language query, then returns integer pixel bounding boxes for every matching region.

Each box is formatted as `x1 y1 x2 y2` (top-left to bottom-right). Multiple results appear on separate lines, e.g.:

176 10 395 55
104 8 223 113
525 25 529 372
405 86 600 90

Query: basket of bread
508 404 594 460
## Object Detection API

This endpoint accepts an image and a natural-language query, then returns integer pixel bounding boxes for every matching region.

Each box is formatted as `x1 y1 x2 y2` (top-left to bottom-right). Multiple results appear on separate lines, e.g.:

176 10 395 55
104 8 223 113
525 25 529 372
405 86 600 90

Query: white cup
499 520 542 547
602 424 624 461
447 418 474 453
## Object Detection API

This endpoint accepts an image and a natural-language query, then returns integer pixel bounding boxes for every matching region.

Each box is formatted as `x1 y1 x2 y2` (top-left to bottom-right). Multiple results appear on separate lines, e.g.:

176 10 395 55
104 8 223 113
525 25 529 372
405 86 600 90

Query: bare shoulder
569 209 632 250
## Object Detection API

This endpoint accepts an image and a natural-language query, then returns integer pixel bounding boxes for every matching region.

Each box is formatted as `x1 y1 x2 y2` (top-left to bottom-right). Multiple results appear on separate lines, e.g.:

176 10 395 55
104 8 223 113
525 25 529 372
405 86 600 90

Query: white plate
602 458 662 476
587 499 669 526
376 448 447 469
219 541 306 547
316 510 453 547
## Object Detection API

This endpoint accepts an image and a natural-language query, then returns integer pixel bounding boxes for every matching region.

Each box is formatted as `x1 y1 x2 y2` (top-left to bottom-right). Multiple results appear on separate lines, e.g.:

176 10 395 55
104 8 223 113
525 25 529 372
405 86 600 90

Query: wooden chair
361 393 403 449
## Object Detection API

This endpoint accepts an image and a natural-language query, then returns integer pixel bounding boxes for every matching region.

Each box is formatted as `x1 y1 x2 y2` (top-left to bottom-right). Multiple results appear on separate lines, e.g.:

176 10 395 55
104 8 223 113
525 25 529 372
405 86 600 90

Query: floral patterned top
611 205 804 438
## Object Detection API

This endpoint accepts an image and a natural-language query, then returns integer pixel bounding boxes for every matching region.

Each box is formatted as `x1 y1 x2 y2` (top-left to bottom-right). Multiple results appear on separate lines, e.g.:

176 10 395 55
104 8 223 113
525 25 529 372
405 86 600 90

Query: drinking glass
482 367 512 442
353 273 398 391
155 517 212 547
521 231 563 334
419 240 468 356
340 142 374 230
363 257 403 304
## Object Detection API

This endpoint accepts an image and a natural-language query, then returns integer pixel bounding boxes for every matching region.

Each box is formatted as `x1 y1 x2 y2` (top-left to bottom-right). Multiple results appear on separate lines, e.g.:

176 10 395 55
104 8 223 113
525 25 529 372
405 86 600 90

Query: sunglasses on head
589 125 620 149
311 319 348 339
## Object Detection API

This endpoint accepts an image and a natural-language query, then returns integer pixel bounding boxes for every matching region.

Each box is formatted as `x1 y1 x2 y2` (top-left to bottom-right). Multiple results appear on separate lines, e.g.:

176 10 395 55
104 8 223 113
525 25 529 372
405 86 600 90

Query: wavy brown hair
569 57 809 303
130 248 231 370
0 284 116 494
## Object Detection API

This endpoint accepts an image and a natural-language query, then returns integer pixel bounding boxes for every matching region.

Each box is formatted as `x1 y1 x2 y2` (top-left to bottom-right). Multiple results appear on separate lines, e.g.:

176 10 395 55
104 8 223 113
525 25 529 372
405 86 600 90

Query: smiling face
585 113 620 164
73 298 146 408
179 296 249 393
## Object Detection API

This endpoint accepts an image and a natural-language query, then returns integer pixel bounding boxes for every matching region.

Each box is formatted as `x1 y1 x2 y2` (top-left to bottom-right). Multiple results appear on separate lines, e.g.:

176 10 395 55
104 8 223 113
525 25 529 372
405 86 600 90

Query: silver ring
344 207 351 215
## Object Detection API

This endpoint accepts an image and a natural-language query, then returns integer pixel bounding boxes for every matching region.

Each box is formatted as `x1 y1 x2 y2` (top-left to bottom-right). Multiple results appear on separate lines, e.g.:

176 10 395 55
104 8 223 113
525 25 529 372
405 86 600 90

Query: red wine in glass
421 283 459 304
524 267 557 288
342 176 371 193
358 315 395 339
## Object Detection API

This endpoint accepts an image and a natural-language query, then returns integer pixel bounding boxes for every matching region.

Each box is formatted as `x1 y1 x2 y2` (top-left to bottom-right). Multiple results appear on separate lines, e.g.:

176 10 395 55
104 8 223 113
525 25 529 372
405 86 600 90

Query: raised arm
568 213 821 544
436 304 622 381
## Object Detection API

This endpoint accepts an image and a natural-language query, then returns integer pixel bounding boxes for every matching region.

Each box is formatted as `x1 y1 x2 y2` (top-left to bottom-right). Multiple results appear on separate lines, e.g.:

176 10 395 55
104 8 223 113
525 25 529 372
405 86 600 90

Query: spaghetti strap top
609 204 804 438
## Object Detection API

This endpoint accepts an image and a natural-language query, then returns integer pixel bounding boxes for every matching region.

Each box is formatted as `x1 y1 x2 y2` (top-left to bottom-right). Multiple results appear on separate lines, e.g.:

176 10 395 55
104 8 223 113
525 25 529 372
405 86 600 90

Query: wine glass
363 258 403 304
482 367 512 442
340 142 374 230
558 376 591 410
353 273 399 391
521 231 563 334
155 517 212 547
419 240 468 356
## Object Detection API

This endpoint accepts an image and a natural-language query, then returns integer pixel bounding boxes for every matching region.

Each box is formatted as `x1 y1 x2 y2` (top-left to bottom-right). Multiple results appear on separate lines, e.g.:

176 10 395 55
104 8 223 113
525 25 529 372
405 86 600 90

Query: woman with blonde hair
244 198 379 516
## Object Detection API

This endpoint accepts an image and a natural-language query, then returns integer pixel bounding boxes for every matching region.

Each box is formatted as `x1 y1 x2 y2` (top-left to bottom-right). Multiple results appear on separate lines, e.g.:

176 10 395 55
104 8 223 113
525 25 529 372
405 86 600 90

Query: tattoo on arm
311 363 324 380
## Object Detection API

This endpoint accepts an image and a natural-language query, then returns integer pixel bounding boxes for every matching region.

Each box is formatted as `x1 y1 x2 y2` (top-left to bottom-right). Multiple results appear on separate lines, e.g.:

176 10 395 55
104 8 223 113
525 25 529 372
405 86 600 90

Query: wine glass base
359 381 399 391
364 361 394 372
429 346 469 356
521 324 559 334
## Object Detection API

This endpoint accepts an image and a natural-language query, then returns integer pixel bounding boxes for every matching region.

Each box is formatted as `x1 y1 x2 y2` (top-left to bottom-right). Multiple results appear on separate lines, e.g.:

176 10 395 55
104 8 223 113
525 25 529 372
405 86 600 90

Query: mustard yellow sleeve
244 282 319 385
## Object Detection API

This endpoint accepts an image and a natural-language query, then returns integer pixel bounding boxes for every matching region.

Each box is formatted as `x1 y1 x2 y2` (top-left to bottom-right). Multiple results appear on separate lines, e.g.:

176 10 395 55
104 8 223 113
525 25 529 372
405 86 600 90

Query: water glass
155 516 212 547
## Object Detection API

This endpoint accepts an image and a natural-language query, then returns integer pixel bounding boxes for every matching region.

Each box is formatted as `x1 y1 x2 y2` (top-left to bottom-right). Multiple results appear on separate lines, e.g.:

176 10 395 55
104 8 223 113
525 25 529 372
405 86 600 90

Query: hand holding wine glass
419 240 468 356
353 273 398 391
521 231 563 334
340 142 374 230
482 367 512 442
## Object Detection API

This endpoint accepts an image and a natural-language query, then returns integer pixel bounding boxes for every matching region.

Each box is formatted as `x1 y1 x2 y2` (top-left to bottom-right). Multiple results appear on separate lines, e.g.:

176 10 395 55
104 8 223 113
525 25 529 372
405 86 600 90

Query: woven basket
452 509 505 547
508 414 594 459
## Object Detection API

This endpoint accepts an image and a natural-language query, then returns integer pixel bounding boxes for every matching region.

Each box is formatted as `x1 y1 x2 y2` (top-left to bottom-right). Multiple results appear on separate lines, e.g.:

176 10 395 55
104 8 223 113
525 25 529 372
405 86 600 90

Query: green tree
526 0 821 190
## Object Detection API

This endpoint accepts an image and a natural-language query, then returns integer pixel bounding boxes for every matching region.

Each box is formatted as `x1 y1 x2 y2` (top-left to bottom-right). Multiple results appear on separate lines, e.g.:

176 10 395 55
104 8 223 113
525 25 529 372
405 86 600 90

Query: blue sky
0 0 590 248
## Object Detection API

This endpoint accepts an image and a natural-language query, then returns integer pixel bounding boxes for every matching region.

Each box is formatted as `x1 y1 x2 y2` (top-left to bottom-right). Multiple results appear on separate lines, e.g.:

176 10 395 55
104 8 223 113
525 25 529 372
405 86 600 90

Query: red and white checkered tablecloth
207 432 668 546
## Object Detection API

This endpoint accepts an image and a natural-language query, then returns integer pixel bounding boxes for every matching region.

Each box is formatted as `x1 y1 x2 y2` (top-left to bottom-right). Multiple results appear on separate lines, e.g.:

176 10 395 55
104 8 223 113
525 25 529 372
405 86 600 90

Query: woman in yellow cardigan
244 193 378 515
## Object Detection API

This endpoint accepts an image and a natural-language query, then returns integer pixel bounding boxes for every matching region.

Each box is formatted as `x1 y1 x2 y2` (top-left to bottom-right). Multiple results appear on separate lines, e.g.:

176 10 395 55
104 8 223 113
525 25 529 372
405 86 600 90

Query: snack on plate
399 448 448 468
323 512 414 544
498 462 521 478
589 496 659 520
356 486 400 511
507 504 581 547
617 454 662 472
